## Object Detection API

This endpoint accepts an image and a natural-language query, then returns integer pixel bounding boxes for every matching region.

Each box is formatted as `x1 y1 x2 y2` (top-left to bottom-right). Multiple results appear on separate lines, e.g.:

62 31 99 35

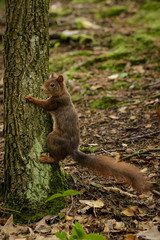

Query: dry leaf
153 216 160 223
65 215 73 221
122 143 128 147
133 65 145 74
91 84 104 90
121 206 140 217
125 234 138 240
61 30 79 37
137 225 160 240
118 106 127 113
130 115 136 120
79 199 104 208
78 205 90 214
108 115 119 119
114 221 125 230
104 219 125 232
76 18 100 29
145 124 152 128
15 238 27 240
1 215 29 236
35 236 58 240
104 219 116 232
35 216 52 234
108 74 119 79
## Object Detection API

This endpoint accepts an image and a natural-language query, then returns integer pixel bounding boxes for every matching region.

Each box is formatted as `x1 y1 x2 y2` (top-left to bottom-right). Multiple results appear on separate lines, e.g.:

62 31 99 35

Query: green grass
50 7 72 17
127 0 160 30
49 54 75 72
109 81 130 90
90 95 119 109
99 60 126 72
95 5 127 18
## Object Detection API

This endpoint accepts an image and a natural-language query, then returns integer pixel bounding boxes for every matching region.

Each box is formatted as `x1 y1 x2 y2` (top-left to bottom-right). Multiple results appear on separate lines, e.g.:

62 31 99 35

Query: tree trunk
3 0 67 221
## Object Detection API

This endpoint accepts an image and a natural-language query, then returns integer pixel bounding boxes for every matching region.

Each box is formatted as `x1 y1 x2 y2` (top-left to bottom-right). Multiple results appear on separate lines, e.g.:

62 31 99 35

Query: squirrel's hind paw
40 154 56 164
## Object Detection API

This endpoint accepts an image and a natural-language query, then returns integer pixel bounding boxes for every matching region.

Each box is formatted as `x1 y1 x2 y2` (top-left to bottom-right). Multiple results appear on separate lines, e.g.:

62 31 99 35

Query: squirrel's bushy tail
72 150 150 193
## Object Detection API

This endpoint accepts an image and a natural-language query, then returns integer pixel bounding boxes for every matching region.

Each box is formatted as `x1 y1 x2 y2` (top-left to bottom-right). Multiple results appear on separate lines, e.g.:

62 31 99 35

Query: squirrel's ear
57 75 64 83
50 72 57 79
49 73 53 79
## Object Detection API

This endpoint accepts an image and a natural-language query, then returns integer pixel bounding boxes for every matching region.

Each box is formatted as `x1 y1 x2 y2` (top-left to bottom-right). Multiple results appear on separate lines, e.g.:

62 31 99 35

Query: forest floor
0 0 160 239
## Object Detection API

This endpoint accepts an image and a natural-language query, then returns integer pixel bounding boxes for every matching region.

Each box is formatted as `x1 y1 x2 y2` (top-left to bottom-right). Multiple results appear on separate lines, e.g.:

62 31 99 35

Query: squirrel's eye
50 83 55 87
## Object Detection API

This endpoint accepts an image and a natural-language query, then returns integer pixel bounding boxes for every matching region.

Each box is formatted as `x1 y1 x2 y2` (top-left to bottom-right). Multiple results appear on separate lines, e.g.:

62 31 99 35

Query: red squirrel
26 73 150 193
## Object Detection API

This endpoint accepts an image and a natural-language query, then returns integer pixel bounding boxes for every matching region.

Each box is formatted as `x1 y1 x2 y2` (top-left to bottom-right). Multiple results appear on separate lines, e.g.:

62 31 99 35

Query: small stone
126 148 134 154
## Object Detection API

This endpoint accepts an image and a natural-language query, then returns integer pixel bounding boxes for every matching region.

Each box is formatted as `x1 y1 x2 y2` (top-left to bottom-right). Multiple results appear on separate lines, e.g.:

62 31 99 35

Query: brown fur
26 73 150 193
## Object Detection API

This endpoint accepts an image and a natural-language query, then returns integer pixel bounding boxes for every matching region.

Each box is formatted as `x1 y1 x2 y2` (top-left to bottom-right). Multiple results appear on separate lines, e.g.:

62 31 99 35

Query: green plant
46 190 81 203
80 145 98 153
56 221 107 240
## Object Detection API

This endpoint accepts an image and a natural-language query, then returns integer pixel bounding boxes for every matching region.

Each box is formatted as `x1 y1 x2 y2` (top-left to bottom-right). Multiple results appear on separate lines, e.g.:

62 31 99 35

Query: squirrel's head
41 73 64 96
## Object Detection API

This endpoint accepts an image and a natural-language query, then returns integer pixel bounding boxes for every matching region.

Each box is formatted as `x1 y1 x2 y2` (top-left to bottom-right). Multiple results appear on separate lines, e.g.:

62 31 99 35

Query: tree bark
3 0 67 219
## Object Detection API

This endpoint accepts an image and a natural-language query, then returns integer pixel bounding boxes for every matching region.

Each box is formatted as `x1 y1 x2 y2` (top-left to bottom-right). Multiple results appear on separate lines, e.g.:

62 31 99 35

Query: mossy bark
3 0 68 219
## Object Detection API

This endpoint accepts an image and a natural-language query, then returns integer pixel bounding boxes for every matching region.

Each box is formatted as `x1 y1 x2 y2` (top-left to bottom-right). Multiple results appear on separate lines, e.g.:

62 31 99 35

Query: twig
124 131 160 141
152 189 160 197
143 79 160 89
91 182 136 198
66 195 74 216
123 148 160 160
0 206 20 213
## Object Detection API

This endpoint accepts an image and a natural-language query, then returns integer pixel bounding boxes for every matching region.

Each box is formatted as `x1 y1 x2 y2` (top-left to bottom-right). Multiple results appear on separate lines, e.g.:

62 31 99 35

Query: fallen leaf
61 30 79 37
119 72 128 78
133 65 145 74
122 143 128 147
118 106 127 113
137 225 160 240
104 219 125 232
104 219 116 232
35 216 52 233
79 199 104 208
76 18 100 29
108 115 119 119
121 206 140 217
1 215 29 235
153 216 160 223
91 84 104 90
78 205 90 214
15 238 27 240
145 124 152 128
65 215 73 221
125 234 138 240
130 115 136 120
114 221 125 230
108 74 119 79
35 236 58 240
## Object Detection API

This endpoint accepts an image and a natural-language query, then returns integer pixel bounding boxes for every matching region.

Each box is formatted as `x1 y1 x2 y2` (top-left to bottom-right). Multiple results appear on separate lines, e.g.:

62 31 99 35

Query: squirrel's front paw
25 95 34 102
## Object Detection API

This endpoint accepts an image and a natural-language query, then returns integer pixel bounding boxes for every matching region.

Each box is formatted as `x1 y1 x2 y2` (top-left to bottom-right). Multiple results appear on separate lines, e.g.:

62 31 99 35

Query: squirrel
25 72 150 193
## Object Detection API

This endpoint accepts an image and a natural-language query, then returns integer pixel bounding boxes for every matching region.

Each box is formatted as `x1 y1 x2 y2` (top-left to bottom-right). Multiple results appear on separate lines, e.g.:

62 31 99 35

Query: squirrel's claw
25 95 34 101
